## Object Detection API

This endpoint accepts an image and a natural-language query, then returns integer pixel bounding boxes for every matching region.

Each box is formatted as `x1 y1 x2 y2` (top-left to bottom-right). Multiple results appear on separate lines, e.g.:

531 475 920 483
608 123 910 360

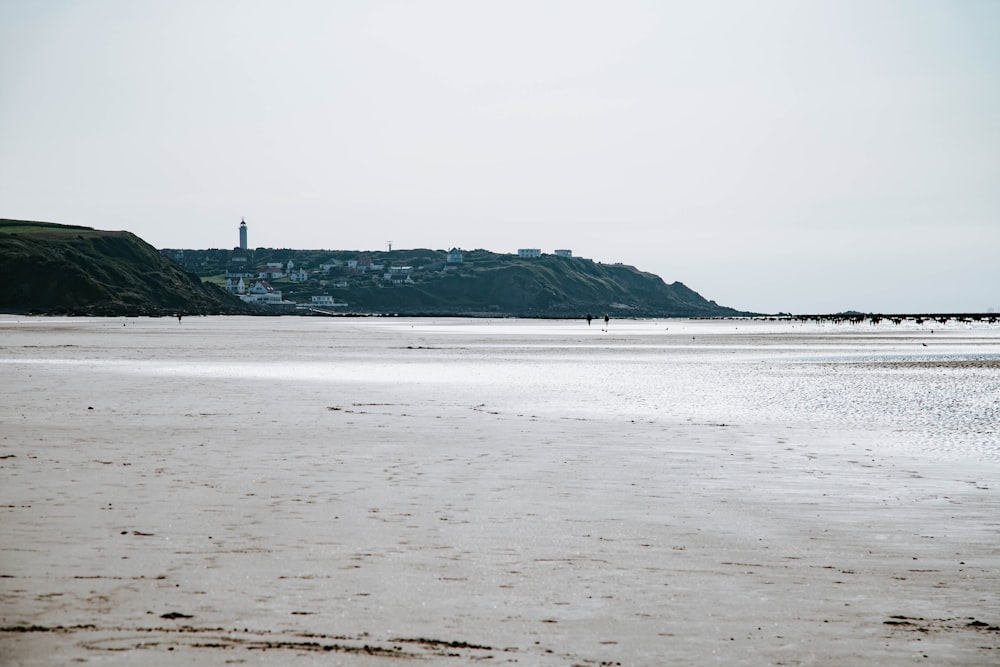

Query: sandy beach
1 316 998 665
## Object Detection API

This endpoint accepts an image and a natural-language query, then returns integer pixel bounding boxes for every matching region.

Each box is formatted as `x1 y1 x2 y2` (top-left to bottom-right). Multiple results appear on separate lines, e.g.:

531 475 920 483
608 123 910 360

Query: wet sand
1 316 998 665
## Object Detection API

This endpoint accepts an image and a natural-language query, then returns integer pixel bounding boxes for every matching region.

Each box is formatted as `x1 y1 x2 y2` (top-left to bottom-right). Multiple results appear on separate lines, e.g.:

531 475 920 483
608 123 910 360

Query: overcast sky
1 0 997 314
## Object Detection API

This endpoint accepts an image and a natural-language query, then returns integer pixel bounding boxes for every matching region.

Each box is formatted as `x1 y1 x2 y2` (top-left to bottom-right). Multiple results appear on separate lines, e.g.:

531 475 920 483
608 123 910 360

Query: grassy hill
0 218 746 317
335 254 737 317
168 246 747 317
0 219 256 315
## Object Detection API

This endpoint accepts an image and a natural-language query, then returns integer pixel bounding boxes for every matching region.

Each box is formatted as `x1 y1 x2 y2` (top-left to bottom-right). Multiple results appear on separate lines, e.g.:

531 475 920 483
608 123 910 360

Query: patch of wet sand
1 316 998 665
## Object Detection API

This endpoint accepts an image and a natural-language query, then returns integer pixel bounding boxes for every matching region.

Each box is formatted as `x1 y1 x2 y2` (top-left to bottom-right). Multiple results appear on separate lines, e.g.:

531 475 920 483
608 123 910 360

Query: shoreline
2 317 998 665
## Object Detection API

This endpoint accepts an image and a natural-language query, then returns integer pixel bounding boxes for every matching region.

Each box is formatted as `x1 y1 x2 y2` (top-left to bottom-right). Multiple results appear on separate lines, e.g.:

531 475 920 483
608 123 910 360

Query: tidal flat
1 316 998 665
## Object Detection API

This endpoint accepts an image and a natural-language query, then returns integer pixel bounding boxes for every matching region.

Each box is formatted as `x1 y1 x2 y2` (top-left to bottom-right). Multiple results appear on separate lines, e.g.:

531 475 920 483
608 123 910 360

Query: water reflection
4 317 998 460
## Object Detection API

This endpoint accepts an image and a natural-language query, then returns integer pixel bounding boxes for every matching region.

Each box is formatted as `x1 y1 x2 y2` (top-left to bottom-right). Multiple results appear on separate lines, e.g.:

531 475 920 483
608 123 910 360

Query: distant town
161 218 589 313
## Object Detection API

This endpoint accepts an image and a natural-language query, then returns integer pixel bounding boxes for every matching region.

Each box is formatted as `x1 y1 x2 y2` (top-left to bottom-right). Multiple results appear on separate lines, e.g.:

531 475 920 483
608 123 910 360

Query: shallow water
3 315 999 461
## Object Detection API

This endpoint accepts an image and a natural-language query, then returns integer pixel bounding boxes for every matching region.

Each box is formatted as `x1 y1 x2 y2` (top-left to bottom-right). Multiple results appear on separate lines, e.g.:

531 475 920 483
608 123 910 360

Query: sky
1 0 998 314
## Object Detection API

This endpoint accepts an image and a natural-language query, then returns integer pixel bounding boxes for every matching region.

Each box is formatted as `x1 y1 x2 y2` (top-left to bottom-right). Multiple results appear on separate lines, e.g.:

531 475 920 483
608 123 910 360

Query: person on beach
586 313 593 326
604 314 610 326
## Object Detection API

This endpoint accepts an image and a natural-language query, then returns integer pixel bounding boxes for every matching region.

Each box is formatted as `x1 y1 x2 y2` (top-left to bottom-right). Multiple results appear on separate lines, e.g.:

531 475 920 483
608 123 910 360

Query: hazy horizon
1 0 997 314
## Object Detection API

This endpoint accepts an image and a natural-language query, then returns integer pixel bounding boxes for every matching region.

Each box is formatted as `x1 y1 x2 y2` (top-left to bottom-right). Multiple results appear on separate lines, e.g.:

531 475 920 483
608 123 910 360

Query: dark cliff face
304 251 745 317
165 245 747 317
0 220 255 315
1 218 746 317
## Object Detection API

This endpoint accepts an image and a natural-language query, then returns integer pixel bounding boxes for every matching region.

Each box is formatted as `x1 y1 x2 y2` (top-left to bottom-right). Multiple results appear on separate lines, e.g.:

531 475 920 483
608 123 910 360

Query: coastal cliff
0 220 255 315
0 218 745 317
330 251 739 317
171 246 747 318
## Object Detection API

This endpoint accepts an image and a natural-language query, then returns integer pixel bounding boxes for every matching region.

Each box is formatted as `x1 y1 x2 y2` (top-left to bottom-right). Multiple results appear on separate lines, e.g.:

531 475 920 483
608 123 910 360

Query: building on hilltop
239 218 248 251
260 262 284 280
447 248 464 264
518 248 541 258
225 276 246 294
226 268 254 279
242 280 285 305
384 266 414 284
554 249 572 258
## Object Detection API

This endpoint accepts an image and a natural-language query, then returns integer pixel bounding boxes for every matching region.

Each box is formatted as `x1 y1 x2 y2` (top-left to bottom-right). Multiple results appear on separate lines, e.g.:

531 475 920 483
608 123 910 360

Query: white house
289 267 309 282
518 248 541 258
554 249 572 258
248 280 273 293
260 262 284 280
384 266 414 284
298 295 349 312
447 248 464 264
225 276 246 294
242 280 284 304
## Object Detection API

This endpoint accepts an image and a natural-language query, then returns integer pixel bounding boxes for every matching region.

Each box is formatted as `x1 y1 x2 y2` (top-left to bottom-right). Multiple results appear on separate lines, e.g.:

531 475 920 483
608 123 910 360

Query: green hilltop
0 218 745 317
0 219 254 315
170 246 746 318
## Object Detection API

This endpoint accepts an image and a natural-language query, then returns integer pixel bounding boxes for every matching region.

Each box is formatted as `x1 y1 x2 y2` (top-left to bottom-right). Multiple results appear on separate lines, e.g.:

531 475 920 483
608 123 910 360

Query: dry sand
1 316 998 665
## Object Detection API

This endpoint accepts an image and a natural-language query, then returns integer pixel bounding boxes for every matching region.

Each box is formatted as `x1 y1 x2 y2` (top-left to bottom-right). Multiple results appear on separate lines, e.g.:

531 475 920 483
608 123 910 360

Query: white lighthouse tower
239 218 248 251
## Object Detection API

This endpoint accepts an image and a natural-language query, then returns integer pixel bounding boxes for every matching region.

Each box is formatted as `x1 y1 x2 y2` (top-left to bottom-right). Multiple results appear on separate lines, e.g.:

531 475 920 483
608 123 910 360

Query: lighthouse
239 218 248 251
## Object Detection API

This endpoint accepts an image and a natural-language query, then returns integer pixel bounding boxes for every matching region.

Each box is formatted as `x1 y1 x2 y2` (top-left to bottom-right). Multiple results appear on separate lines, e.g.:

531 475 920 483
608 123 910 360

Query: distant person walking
586 313 593 326
604 314 610 326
